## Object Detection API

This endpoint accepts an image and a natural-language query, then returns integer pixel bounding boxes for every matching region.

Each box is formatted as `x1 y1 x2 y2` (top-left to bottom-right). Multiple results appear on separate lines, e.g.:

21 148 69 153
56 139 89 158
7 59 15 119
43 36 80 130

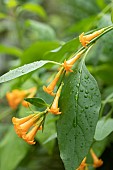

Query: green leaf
44 38 80 62
94 117 113 141
57 57 101 170
26 20 56 41
22 3 47 18
0 44 23 58
21 41 60 64
0 126 30 170
24 97 48 108
0 60 60 83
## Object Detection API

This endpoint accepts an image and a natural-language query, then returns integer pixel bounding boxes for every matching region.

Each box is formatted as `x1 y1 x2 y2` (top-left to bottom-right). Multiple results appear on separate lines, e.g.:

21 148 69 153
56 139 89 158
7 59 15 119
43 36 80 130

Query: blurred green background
0 0 113 170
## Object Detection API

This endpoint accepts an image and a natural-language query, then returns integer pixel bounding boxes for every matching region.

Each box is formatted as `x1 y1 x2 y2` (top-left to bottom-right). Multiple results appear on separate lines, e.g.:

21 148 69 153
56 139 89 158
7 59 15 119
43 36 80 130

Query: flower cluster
6 87 36 109
11 28 105 146
12 112 45 144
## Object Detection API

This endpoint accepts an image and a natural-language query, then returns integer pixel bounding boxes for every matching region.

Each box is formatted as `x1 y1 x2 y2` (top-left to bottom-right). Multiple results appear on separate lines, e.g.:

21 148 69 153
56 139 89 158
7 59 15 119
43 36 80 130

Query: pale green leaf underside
57 58 101 170
94 117 113 141
0 60 59 83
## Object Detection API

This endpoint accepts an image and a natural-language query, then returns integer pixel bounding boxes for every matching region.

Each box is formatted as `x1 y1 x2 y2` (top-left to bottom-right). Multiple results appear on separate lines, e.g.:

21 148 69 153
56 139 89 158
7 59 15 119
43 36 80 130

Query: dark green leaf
94 117 113 141
57 57 101 170
0 60 60 83
25 97 48 108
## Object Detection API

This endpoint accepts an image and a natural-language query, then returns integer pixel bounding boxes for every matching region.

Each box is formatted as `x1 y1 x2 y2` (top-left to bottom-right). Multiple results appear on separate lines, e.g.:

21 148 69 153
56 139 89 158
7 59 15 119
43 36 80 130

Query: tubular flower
62 50 84 72
6 89 27 109
22 125 42 144
90 149 103 168
6 87 37 109
48 83 63 115
76 157 87 170
12 113 43 144
79 28 104 47
43 68 63 96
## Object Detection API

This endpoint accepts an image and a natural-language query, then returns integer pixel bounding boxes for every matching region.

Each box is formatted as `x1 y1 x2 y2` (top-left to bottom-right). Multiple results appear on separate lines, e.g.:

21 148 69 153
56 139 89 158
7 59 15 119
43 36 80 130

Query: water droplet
75 92 78 100
90 87 94 90
81 109 84 112
76 83 79 87
84 75 89 79
84 94 88 98
85 105 89 109
80 89 83 92
79 69 82 73
85 90 89 94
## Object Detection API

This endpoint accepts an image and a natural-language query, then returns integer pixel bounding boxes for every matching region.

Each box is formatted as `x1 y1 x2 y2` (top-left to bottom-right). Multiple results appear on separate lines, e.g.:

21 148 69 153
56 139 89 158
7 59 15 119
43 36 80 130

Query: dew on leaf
84 94 88 98
76 83 79 87
90 87 94 90
80 89 83 92
85 105 89 109
84 75 89 79
85 90 89 94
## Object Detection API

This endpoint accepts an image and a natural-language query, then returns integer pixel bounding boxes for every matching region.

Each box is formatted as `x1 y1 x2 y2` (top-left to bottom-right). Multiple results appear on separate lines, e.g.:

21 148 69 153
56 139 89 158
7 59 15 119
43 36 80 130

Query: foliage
0 0 113 170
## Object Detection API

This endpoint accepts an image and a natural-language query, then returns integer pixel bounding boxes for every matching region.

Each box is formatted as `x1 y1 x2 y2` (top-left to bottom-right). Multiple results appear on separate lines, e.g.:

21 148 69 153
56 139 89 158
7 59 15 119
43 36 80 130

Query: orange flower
76 157 87 170
12 114 37 137
12 113 43 144
79 28 104 47
22 125 42 144
62 50 84 72
6 87 37 109
48 83 63 114
90 149 103 168
43 68 63 96
6 89 27 109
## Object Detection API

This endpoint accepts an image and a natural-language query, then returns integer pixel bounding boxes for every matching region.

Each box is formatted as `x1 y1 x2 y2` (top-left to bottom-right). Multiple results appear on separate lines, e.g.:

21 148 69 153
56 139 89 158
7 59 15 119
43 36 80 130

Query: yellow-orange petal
22 125 40 145
48 107 61 115
43 86 55 96
22 100 30 108
90 149 103 168
76 157 87 170
93 159 103 168
62 60 73 72
19 115 39 133
12 114 35 125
